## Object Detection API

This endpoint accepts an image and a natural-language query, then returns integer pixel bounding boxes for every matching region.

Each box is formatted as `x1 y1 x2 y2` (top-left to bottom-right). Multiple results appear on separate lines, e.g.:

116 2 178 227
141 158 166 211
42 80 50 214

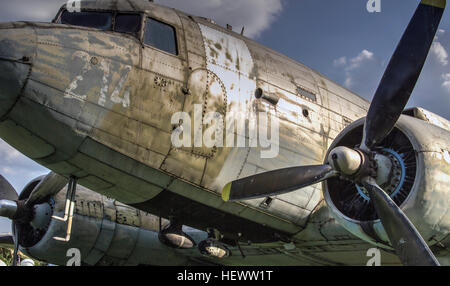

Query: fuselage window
144 17 178 55
60 11 113 31
297 86 317 102
115 14 142 35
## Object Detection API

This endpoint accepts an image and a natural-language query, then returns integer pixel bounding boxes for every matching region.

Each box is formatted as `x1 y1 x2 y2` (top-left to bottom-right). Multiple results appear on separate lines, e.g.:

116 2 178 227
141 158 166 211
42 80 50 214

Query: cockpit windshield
115 14 142 34
59 10 142 36
60 11 113 31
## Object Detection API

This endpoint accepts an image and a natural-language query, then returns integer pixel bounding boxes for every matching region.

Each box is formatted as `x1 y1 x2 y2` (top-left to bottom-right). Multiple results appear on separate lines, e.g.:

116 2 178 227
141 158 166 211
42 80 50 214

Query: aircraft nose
0 24 35 118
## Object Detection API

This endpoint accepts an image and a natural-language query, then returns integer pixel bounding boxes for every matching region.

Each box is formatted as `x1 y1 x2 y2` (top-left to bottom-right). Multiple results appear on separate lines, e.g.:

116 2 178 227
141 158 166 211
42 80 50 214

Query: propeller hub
30 202 53 230
328 146 363 176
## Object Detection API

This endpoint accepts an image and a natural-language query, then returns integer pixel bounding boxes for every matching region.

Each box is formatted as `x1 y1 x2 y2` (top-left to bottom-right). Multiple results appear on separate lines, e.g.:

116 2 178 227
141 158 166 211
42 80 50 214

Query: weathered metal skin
0 23 35 119
0 0 448 265
22 184 209 266
324 115 450 254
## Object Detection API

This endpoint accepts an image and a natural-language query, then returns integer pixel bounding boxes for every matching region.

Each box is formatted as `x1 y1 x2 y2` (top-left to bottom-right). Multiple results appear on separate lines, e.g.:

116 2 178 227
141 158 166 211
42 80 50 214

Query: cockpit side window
144 18 178 55
115 14 142 34
60 11 113 31
58 10 142 38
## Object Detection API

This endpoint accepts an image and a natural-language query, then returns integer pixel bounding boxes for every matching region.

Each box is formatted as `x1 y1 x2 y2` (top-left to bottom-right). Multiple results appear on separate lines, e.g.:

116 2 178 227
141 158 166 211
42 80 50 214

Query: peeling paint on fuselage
1 18 370 240
9 0 448 266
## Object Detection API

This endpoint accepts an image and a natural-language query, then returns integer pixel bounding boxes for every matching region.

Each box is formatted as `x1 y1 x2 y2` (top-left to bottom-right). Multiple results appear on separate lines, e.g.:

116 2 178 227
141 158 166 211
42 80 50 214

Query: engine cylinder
323 115 450 252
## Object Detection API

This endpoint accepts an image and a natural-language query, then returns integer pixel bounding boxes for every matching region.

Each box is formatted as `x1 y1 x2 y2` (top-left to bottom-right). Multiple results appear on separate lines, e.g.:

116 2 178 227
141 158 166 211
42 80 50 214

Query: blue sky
258 0 450 117
0 0 449 232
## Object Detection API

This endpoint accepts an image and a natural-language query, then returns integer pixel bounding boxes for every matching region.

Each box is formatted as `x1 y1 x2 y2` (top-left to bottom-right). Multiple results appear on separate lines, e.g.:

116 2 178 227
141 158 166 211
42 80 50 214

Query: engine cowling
14 181 208 266
323 114 450 250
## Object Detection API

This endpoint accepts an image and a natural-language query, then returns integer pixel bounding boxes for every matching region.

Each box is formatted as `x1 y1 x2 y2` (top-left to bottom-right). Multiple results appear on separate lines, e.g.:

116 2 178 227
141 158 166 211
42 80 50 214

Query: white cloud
346 49 374 71
0 0 284 39
435 30 445 41
333 56 347 67
431 41 448 66
442 74 450 92
1 166 15 176
0 0 67 22
158 0 283 38
344 77 353 89
333 49 376 89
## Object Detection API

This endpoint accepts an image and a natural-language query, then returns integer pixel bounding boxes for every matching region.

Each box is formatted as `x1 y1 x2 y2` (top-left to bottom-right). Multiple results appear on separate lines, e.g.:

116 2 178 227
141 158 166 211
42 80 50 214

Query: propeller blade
362 0 446 150
25 172 67 208
222 165 336 202
0 175 18 201
362 178 440 266
12 224 18 266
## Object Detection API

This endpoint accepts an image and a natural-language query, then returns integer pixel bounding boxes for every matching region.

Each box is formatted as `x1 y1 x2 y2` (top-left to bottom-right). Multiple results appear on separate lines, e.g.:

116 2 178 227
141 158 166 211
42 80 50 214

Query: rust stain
214 42 222 50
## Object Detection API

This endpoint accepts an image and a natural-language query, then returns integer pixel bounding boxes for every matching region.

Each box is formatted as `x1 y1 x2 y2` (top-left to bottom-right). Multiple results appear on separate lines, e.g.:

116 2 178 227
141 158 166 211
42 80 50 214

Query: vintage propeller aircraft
0 0 448 266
